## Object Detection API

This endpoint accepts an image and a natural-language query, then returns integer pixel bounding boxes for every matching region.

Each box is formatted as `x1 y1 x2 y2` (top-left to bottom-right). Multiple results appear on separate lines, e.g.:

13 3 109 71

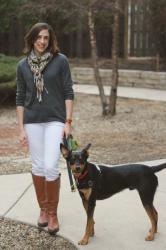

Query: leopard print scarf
27 50 53 102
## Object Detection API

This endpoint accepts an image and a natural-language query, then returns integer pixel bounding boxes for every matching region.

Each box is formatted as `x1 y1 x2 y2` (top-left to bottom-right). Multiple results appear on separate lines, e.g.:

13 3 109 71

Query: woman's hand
18 128 28 147
63 122 72 139
16 106 28 148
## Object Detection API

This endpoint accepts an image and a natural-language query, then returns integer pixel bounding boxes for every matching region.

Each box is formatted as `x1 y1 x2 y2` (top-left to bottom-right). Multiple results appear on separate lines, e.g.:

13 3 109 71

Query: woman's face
33 29 50 56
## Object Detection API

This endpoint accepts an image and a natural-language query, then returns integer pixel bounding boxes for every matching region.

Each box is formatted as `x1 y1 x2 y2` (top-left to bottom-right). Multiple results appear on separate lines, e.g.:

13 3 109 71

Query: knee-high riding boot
32 174 48 227
46 177 60 234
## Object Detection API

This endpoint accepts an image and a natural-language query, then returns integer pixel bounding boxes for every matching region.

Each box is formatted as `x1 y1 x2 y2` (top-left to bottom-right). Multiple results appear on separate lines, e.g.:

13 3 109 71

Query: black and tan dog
60 143 166 245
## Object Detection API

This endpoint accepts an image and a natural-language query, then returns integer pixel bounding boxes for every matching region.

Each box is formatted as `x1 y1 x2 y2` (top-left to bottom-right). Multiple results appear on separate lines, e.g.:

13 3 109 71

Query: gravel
1 93 166 249
0 218 77 250
0 156 31 175
73 94 166 165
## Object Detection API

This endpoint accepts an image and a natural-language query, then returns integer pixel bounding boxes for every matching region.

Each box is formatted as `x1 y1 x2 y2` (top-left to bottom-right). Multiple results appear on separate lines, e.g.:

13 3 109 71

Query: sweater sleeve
16 62 26 106
61 56 74 100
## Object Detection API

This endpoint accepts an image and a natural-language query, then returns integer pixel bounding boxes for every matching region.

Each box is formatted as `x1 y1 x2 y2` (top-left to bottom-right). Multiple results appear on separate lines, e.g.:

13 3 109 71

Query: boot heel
48 227 59 234
38 221 48 227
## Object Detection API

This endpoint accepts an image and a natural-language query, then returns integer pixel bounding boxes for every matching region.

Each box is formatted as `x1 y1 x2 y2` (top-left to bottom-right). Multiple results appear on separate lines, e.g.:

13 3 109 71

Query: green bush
0 54 20 83
0 81 16 89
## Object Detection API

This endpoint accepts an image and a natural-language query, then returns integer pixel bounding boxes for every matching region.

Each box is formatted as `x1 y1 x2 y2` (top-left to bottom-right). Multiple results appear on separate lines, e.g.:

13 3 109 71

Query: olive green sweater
16 53 74 124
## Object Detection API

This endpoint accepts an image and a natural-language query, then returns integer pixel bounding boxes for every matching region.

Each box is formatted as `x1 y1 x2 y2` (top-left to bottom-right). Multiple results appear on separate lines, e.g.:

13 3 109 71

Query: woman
16 23 74 234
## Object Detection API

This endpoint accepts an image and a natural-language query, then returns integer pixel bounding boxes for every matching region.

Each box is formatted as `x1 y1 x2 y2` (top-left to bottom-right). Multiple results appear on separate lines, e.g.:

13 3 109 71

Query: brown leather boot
32 174 48 227
46 177 60 234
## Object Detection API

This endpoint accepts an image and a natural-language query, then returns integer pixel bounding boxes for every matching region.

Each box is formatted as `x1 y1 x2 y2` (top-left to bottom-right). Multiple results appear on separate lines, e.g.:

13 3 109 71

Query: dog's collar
75 170 88 180
74 163 101 188
75 163 101 180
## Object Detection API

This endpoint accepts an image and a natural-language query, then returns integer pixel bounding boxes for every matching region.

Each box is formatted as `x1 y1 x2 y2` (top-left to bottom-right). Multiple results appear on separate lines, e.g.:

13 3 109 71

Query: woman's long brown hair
23 22 60 55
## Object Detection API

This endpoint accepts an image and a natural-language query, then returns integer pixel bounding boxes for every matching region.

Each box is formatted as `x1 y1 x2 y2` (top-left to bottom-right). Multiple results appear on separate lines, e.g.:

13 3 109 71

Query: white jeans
24 121 64 181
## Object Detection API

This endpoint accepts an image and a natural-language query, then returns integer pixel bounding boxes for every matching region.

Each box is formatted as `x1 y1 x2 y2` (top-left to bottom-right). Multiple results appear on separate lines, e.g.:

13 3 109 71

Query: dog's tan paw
145 234 154 241
78 238 88 245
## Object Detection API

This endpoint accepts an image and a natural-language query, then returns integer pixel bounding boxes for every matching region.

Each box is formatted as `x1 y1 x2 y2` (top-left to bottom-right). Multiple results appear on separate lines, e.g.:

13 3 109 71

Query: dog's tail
151 162 166 173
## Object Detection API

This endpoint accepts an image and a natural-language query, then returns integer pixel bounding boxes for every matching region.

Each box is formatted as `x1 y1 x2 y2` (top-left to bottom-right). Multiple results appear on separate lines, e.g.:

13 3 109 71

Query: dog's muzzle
76 166 81 172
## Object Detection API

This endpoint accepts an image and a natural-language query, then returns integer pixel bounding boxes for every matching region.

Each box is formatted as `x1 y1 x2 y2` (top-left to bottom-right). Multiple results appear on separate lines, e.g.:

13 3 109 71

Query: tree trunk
109 0 120 116
76 2 83 60
88 3 108 115
16 19 24 55
69 32 75 57
9 18 16 55
76 23 83 59
156 53 160 72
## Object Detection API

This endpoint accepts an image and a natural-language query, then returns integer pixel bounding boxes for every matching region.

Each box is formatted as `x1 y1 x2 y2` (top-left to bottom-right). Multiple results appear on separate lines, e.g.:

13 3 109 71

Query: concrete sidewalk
1 158 166 250
74 84 166 102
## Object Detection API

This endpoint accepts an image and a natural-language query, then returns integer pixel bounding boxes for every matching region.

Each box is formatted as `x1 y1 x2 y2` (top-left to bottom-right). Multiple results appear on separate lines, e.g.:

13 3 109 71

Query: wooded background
0 0 166 59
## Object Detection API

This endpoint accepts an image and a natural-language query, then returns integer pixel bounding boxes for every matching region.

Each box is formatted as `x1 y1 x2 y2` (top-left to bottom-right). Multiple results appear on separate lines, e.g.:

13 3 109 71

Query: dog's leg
144 205 157 241
82 199 95 237
138 178 158 241
90 219 95 237
78 201 95 245
153 206 158 232
149 205 158 234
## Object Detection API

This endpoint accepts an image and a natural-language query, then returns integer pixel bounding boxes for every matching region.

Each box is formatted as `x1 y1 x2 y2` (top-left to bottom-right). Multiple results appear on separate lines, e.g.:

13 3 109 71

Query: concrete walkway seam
3 182 33 217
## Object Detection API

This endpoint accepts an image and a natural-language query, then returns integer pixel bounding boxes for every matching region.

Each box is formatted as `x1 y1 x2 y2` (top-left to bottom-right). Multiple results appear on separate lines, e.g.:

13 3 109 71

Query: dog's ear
60 143 70 159
84 143 91 151
82 143 91 158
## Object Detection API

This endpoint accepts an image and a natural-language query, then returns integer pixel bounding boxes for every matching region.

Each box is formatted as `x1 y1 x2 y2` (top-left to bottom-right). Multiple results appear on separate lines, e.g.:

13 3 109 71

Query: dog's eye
69 158 75 165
